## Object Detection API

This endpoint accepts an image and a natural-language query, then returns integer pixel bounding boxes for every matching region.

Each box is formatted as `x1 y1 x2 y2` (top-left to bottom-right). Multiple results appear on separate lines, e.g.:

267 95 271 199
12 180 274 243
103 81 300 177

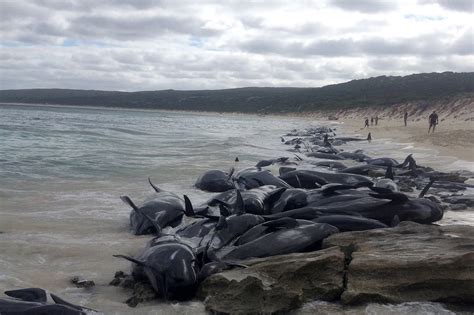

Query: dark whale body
121 179 186 235
195 170 234 192
115 240 199 300
217 222 339 261
0 288 96 314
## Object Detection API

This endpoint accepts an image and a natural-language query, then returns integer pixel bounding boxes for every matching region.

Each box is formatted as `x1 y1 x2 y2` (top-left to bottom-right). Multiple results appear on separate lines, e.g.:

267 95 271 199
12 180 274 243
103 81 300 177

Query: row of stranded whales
107 126 466 305
0 288 96 314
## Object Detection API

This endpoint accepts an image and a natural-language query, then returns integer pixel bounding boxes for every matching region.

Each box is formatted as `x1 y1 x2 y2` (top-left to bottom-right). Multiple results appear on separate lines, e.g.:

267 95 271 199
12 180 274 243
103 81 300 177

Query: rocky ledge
199 222 474 314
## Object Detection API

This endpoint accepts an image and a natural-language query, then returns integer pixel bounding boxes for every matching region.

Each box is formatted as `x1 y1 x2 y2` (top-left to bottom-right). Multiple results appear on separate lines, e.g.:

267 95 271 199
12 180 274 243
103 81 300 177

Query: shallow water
0 104 472 314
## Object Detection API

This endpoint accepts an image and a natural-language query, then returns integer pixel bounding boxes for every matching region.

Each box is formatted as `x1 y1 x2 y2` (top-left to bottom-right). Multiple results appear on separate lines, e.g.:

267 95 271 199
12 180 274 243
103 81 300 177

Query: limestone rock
198 247 345 314
323 222 474 305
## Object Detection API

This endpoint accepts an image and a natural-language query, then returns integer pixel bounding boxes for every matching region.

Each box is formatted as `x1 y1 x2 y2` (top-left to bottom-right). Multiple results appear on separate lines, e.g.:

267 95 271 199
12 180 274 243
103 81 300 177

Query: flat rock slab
198 247 345 315
323 221 474 305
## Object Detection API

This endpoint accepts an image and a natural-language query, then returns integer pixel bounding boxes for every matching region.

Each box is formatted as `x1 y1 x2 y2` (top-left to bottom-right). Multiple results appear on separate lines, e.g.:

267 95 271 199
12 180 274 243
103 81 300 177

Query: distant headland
1 72 473 114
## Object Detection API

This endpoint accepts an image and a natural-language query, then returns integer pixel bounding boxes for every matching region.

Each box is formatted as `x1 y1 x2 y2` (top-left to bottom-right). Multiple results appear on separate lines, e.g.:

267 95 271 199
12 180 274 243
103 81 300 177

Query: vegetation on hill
1 72 472 113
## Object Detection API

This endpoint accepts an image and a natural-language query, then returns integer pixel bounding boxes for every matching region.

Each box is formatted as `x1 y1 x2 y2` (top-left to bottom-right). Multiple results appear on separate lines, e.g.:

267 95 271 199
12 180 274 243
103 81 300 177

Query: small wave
107 127 151 136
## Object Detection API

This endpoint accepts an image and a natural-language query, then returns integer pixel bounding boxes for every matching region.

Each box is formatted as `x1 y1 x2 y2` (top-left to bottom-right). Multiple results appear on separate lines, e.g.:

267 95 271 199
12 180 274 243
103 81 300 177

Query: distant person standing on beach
428 111 439 133
375 116 379 125
370 117 374 125
323 133 330 146
404 111 408 126
367 132 372 143
364 118 369 128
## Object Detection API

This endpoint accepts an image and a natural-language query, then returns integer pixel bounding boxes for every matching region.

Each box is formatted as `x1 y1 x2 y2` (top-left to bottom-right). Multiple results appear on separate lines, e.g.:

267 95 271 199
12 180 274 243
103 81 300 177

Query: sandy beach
339 118 474 162
303 96 474 163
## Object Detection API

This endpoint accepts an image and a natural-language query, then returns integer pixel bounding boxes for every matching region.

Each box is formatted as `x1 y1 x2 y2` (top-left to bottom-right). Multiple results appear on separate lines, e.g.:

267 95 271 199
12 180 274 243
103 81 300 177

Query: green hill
1 72 472 113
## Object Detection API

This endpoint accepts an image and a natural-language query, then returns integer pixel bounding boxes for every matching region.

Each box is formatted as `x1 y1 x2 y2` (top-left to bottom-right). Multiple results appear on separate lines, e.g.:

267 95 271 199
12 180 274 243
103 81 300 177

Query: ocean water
0 104 472 314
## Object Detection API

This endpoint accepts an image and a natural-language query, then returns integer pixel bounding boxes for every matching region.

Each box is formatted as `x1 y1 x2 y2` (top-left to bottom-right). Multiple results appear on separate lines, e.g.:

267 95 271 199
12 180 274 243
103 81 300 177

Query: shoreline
2 100 473 167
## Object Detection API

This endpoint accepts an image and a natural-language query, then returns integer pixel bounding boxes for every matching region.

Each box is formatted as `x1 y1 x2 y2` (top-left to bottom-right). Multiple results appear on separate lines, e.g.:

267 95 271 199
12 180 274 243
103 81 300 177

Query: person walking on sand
375 116 379 125
428 110 439 133
367 132 372 143
404 111 408 127
370 117 374 125
364 118 369 128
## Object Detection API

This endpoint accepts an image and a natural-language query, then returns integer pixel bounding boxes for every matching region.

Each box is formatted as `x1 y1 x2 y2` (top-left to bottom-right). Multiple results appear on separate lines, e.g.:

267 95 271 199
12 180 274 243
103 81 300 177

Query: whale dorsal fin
183 195 196 217
121 196 162 234
234 190 245 215
120 195 139 211
385 165 394 180
148 177 162 193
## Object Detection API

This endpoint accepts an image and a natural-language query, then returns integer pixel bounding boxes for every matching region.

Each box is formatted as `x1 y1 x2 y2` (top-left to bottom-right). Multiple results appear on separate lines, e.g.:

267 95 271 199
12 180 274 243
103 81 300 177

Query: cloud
328 0 398 13
449 28 474 55
238 33 461 58
70 13 220 40
0 0 472 90
418 0 473 12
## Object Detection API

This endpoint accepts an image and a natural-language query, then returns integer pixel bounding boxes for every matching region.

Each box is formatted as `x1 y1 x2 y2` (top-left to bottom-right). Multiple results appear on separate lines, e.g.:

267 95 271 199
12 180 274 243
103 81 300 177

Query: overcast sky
0 0 472 91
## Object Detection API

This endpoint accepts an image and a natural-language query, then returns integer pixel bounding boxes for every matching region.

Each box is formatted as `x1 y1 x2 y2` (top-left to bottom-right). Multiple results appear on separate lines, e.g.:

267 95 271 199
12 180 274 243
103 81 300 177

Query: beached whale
339 164 387 176
206 213 264 261
367 157 400 167
270 188 309 213
234 218 314 246
195 169 235 192
255 157 290 169
0 288 97 314
209 186 287 215
309 192 443 226
280 169 373 187
279 170 325 188
306 152 343 160
175 218 217 249
232 168 291 189
313 215 388 231
114 239 199 300
312 160 348 170
337 151 371 161
216 222 339 261
120 178 187 235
